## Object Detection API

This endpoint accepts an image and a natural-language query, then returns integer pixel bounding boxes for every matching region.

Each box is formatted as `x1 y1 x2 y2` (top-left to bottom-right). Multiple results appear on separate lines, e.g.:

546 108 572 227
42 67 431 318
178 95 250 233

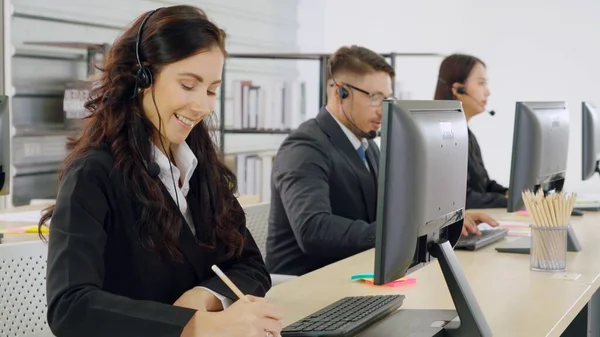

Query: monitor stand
363 240 492 337
495 224 582 254
571 208 585 216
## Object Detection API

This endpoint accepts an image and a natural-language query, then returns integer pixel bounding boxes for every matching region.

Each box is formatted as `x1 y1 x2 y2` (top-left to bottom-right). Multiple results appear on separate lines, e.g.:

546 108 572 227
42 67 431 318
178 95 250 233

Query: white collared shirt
152 141 197 235
151 141 232 308
327 108 370 170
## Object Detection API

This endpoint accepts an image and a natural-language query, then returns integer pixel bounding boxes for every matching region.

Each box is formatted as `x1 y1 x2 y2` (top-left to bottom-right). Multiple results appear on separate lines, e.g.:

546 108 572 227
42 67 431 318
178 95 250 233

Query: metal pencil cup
529 225 568 272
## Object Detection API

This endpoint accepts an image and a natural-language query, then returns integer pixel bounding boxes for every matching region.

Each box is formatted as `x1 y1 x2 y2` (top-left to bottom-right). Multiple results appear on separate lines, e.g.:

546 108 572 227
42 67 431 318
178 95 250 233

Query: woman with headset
434 53 509 209
38 6 282 337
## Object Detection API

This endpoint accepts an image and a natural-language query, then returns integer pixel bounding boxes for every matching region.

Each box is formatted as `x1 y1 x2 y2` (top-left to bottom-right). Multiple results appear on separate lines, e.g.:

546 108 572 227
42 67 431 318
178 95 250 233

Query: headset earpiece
338 86 349 99
456 86 467 95
136 66 153 89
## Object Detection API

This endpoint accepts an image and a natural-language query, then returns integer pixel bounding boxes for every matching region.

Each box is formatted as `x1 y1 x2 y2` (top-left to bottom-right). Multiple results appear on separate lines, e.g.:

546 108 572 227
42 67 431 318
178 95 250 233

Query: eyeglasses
342 83 396 107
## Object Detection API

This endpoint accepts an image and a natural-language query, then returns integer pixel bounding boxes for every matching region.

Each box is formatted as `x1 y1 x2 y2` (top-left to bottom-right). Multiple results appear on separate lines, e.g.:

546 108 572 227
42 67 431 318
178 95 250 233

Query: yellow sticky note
0 225 48 234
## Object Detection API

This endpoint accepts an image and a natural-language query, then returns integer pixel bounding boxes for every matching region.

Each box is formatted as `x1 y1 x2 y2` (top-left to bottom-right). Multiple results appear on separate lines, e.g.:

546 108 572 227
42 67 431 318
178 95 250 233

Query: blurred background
0 0 598 208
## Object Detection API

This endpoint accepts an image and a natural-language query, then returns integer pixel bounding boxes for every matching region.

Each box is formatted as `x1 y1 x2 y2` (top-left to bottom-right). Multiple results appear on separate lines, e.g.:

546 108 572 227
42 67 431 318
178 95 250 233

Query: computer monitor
0 95 9 195
507 101 570 213
582 101 600 181
375 99 491 336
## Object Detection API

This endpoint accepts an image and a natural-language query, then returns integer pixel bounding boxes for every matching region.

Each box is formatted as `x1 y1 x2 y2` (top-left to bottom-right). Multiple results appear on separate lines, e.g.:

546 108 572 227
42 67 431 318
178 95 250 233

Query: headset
134 8 160 92
328 64 377 139
438 78 495 116
134 8 180 210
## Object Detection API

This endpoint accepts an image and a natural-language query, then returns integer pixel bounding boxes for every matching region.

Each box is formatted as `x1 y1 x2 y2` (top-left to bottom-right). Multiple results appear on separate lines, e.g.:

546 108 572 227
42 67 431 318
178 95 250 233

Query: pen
211 265 280 337
210 264 251 303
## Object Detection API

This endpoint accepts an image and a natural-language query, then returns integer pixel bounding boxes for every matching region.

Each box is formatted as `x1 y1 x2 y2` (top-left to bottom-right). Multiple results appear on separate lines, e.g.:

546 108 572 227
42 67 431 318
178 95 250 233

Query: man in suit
265 45 390 276
265 45 494 276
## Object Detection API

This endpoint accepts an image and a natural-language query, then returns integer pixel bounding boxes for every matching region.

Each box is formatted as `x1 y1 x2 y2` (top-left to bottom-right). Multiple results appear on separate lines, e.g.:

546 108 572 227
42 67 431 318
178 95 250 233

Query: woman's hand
182 295 284 337
174 287 223 312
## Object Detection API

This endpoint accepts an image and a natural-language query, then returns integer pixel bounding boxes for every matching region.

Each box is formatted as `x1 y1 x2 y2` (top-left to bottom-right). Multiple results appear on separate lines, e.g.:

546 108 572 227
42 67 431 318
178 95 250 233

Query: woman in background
38 5 282 337
434 53 508 209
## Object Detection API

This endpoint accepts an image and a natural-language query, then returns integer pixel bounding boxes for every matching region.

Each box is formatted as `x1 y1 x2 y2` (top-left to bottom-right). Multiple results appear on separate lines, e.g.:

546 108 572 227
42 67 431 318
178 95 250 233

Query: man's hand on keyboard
462 212 499 237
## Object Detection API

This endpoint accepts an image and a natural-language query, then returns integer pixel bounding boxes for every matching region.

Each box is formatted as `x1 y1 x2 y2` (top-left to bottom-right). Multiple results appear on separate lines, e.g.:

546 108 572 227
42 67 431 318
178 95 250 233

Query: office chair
243 202 297 286
0 241 55 337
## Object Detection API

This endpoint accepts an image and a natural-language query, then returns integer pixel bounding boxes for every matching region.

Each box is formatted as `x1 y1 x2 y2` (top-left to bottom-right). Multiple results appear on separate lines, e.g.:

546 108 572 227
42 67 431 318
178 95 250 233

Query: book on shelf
63 80 94 120
228 79 307 131
224 152 274 203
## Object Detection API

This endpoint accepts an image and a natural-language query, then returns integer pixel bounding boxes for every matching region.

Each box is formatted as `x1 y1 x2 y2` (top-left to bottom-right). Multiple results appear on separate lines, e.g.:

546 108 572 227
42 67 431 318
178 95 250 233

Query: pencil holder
529 225 568 272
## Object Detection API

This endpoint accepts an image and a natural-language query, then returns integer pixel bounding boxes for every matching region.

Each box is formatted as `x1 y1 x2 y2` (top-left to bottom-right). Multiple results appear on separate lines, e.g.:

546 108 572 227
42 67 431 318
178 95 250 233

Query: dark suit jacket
266 108 380 276
467 128 508 209
45 147 270 337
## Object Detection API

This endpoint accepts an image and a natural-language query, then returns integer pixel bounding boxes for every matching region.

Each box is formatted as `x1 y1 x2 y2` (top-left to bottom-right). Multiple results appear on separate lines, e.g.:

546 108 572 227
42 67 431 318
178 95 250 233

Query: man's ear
331 83 338 99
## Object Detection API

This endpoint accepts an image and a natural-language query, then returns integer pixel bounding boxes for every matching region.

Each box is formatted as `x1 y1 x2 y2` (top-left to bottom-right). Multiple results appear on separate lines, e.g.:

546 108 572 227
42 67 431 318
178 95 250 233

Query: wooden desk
479 208 600 288
267 208 600 336
4 203 600 335
0 204 50 243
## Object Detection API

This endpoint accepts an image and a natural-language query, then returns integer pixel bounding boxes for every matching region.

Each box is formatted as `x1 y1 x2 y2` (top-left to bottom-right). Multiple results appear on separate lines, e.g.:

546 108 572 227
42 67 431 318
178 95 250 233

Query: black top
466 128 509 209
266 108 379 276
45 147 271 337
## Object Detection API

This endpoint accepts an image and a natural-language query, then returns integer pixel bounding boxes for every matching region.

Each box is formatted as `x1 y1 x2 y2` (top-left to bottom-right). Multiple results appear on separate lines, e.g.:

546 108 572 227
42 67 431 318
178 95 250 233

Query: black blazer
266 108 379 276
466 128 509 209
45 147 270 337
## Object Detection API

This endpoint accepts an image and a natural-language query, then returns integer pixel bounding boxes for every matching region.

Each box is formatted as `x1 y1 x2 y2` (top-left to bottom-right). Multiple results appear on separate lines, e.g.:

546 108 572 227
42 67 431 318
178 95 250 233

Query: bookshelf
218 52 444 157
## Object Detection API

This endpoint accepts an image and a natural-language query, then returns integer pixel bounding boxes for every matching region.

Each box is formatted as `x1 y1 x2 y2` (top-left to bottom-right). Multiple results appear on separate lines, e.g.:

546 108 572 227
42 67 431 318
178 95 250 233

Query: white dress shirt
152 141 233 309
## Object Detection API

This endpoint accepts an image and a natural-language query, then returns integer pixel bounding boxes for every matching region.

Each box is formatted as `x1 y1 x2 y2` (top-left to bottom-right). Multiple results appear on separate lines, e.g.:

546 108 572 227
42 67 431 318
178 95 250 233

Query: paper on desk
0 210 48 223
498 221 530 237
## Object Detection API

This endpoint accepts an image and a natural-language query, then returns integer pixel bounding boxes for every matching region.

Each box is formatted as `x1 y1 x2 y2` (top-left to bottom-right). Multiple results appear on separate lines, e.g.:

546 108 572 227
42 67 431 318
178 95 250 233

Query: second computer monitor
507 101 570 212
375 99 468 285
582 101 600 181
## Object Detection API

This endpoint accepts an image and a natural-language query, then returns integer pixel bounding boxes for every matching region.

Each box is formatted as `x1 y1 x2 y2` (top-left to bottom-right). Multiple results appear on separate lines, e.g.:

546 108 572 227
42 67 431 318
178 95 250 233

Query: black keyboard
455 228 509 250
281 294 404 336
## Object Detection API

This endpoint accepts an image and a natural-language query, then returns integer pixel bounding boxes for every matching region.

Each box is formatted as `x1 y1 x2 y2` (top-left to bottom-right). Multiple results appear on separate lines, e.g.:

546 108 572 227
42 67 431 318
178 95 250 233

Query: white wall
311 0 600 195
295 0 325 120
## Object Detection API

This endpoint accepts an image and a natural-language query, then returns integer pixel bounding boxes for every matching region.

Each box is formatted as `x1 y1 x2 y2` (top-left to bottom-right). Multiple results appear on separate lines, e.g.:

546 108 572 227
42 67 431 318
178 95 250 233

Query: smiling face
142 46 224 150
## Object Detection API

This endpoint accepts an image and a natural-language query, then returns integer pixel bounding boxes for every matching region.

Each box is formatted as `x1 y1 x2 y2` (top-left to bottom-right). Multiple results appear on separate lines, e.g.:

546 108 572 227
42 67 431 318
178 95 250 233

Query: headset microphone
147 162 161 178
340 88 377 139
456 86 495 116
332 78 378 140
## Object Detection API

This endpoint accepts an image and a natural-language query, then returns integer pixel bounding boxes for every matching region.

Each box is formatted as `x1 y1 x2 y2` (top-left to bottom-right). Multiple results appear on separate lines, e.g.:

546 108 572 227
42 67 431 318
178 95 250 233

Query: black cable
150 76 180 209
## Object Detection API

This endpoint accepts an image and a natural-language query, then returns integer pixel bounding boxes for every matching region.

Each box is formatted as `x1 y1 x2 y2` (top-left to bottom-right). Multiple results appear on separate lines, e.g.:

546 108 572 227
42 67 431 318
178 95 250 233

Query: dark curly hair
38 5 246 260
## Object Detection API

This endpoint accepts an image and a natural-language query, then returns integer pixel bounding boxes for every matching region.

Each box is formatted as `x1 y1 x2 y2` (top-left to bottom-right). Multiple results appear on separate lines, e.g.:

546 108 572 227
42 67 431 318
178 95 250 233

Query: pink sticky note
361 277 417 287
4 227 27 234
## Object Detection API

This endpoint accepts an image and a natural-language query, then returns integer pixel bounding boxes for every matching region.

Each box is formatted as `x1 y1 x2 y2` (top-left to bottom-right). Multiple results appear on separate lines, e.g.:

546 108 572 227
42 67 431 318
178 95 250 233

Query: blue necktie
357 144 368 167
